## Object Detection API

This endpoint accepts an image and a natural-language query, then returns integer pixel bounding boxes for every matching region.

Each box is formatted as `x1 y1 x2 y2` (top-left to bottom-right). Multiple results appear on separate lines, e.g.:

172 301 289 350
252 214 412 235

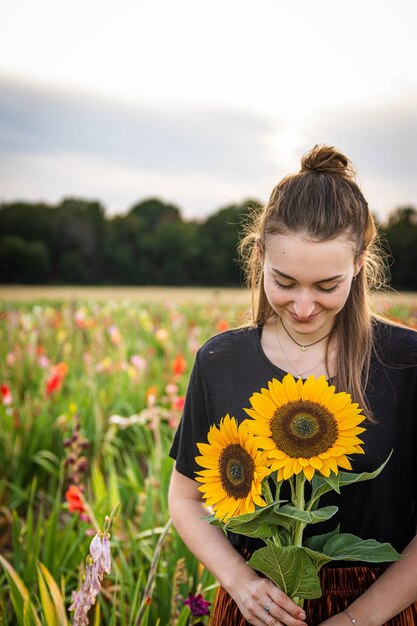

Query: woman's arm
168 467 308 626
319 535 417 626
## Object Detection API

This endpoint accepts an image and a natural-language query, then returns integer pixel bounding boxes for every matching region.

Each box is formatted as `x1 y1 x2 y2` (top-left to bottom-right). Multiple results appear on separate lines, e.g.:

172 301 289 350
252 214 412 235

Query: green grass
0 294 415 624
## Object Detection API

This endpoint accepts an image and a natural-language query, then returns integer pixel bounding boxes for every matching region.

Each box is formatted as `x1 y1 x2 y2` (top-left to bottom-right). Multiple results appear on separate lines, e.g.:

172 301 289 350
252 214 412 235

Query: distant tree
58 251 89 284
0 202 54 247
51 198 106 283
384 206 417 290
151 220 201 285
199 199 262 286
128 198 181 230
125 198 194 284
0 235 28 282
102 214 142 284
25 241 50 283
0 196 268 285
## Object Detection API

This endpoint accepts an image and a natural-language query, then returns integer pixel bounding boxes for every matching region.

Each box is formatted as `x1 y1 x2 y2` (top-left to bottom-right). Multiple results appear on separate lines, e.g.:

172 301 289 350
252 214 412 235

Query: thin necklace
279 316 332 351
275 319 328 379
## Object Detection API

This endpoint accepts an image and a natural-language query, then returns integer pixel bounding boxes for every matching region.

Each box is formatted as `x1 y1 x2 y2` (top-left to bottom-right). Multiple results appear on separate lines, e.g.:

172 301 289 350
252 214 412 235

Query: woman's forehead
264 233 356 275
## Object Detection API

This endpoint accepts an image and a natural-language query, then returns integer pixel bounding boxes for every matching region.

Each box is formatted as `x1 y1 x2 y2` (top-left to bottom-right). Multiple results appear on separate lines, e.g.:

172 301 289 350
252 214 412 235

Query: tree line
0 198 416 290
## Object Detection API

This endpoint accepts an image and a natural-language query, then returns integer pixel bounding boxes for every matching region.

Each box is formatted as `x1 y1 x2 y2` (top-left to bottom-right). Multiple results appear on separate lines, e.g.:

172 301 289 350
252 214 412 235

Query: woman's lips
288 311 319 323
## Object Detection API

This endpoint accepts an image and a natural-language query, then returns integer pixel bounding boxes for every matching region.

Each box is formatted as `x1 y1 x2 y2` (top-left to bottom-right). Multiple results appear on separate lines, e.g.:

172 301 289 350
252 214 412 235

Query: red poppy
172 354 187 376
1 384 12 405
65 485 86 515
46 362 68 396
216 319 229 332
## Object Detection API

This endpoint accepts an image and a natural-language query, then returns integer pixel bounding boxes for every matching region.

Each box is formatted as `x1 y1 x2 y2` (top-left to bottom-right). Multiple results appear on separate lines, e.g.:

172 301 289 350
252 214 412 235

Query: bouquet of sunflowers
195 374 400 606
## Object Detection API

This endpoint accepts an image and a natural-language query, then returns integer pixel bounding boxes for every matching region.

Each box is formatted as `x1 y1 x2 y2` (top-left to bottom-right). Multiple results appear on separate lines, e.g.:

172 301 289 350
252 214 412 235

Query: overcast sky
1 0 416 221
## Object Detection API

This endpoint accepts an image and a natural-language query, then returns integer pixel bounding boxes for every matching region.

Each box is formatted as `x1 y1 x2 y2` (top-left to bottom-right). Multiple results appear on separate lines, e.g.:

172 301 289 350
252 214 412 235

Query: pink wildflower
89 534 102 561
130 354 147 371
108 325 122 346
102 535 111 574
69 530 112 625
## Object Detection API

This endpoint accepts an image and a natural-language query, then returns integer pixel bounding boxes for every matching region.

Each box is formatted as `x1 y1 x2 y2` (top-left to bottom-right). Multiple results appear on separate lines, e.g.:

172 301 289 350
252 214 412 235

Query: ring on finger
265 600 272 613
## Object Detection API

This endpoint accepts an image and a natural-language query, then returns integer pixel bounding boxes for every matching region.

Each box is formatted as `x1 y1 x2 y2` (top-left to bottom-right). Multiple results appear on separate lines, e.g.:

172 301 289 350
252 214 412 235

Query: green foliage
381 206 417 289
248 544 322 600
0 299 242 624
0 298 413 623
0 197 259 287
1 197 416 288
211 455 401 604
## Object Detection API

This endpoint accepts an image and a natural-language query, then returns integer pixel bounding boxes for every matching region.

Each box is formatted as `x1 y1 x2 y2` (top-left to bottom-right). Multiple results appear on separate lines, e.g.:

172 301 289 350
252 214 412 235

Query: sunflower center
292 414 318 438
219 443 255 500
270 400 338 458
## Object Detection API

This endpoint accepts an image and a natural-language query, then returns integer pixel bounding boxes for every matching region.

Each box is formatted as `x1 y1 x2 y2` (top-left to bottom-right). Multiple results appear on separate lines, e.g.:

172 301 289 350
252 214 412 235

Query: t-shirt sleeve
169 353 211 480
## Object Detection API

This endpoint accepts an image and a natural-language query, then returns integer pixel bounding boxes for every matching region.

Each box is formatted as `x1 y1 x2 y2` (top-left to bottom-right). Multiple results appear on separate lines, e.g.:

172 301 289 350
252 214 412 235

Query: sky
0 0 416 222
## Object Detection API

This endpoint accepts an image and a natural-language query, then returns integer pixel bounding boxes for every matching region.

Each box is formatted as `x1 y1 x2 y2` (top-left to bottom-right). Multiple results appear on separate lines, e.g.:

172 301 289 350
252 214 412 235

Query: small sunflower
244 374 366 481
195 414 271 521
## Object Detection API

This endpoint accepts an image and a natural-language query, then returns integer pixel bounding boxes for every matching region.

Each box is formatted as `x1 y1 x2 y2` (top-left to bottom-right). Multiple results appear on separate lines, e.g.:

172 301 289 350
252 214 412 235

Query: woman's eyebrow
271 268 344 283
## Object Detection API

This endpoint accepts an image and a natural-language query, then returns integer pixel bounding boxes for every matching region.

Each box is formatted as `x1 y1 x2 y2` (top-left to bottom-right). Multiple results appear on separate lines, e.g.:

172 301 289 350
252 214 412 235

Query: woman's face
262 231 362 338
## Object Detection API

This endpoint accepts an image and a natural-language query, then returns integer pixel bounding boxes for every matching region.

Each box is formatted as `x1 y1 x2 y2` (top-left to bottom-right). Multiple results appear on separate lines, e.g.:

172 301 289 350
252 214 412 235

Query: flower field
0 292 416 625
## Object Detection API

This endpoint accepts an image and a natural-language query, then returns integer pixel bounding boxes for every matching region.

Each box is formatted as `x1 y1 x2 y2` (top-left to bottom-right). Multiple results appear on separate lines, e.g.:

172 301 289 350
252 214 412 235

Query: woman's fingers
266 584 307 625
262 598 306 626
234 576 307 626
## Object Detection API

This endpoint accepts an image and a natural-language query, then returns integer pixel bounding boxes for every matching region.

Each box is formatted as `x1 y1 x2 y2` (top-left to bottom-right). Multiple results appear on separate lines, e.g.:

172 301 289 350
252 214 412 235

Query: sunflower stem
293 472 306 547
262 478 274 505
289 475 296 504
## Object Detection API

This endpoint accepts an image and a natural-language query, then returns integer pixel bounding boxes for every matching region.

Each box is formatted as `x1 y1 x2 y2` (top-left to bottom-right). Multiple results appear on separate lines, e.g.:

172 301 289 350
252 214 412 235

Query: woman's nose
293 293 316 319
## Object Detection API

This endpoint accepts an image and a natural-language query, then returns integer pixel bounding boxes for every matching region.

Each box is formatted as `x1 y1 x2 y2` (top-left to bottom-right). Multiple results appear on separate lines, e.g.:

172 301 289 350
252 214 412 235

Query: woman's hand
230 574 308 626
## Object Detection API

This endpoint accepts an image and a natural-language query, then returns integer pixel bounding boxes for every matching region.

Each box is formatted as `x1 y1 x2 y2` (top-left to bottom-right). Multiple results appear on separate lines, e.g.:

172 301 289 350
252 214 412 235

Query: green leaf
247 544 322 600
0 554 42 626
302 546 333 572
31 450 60 475
92 460 107 503
36 564 57 626
309 452 393 507
274 504 338 525
93 602 101 626
176 606 191 626
304 526 340 552
37 562 68 626
224 503 287 539
322 533 402 563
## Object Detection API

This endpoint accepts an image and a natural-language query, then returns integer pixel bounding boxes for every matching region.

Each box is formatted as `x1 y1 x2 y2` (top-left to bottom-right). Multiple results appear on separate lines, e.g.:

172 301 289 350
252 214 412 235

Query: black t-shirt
169 319 417 563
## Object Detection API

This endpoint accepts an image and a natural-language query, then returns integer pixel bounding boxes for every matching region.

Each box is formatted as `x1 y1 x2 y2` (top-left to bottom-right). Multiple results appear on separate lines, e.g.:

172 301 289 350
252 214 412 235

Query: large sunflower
195 414 271 521
244 374 366 481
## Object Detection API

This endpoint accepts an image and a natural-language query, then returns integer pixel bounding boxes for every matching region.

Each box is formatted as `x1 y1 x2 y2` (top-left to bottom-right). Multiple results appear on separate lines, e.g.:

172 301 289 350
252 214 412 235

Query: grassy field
0 285 252 304
0 286 415 624
1 285 417 307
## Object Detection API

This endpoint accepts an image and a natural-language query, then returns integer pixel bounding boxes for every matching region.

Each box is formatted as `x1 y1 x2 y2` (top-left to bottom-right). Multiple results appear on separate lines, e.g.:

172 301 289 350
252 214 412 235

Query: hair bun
301 144 354 179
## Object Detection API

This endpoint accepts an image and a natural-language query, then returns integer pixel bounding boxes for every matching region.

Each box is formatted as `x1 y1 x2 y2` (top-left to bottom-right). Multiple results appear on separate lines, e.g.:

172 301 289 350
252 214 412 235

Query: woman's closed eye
273 280 293 291
273 279 339 294
317 284 339 294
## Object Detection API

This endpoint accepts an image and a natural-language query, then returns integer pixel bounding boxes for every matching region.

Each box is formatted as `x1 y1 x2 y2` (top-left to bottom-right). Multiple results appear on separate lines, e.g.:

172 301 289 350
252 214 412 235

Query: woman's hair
239 144 388 417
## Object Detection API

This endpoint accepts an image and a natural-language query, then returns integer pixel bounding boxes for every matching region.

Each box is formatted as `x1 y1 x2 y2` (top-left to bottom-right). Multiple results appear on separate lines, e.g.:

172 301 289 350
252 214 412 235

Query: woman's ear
354 252 365 278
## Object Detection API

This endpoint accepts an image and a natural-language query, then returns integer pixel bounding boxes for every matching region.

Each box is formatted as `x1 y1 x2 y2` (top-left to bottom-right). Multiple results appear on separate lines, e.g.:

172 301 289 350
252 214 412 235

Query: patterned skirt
210 565 417 626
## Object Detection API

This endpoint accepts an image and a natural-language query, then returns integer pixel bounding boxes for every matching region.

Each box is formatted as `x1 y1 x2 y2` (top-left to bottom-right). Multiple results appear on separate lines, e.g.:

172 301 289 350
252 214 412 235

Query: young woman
168 145 417 625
